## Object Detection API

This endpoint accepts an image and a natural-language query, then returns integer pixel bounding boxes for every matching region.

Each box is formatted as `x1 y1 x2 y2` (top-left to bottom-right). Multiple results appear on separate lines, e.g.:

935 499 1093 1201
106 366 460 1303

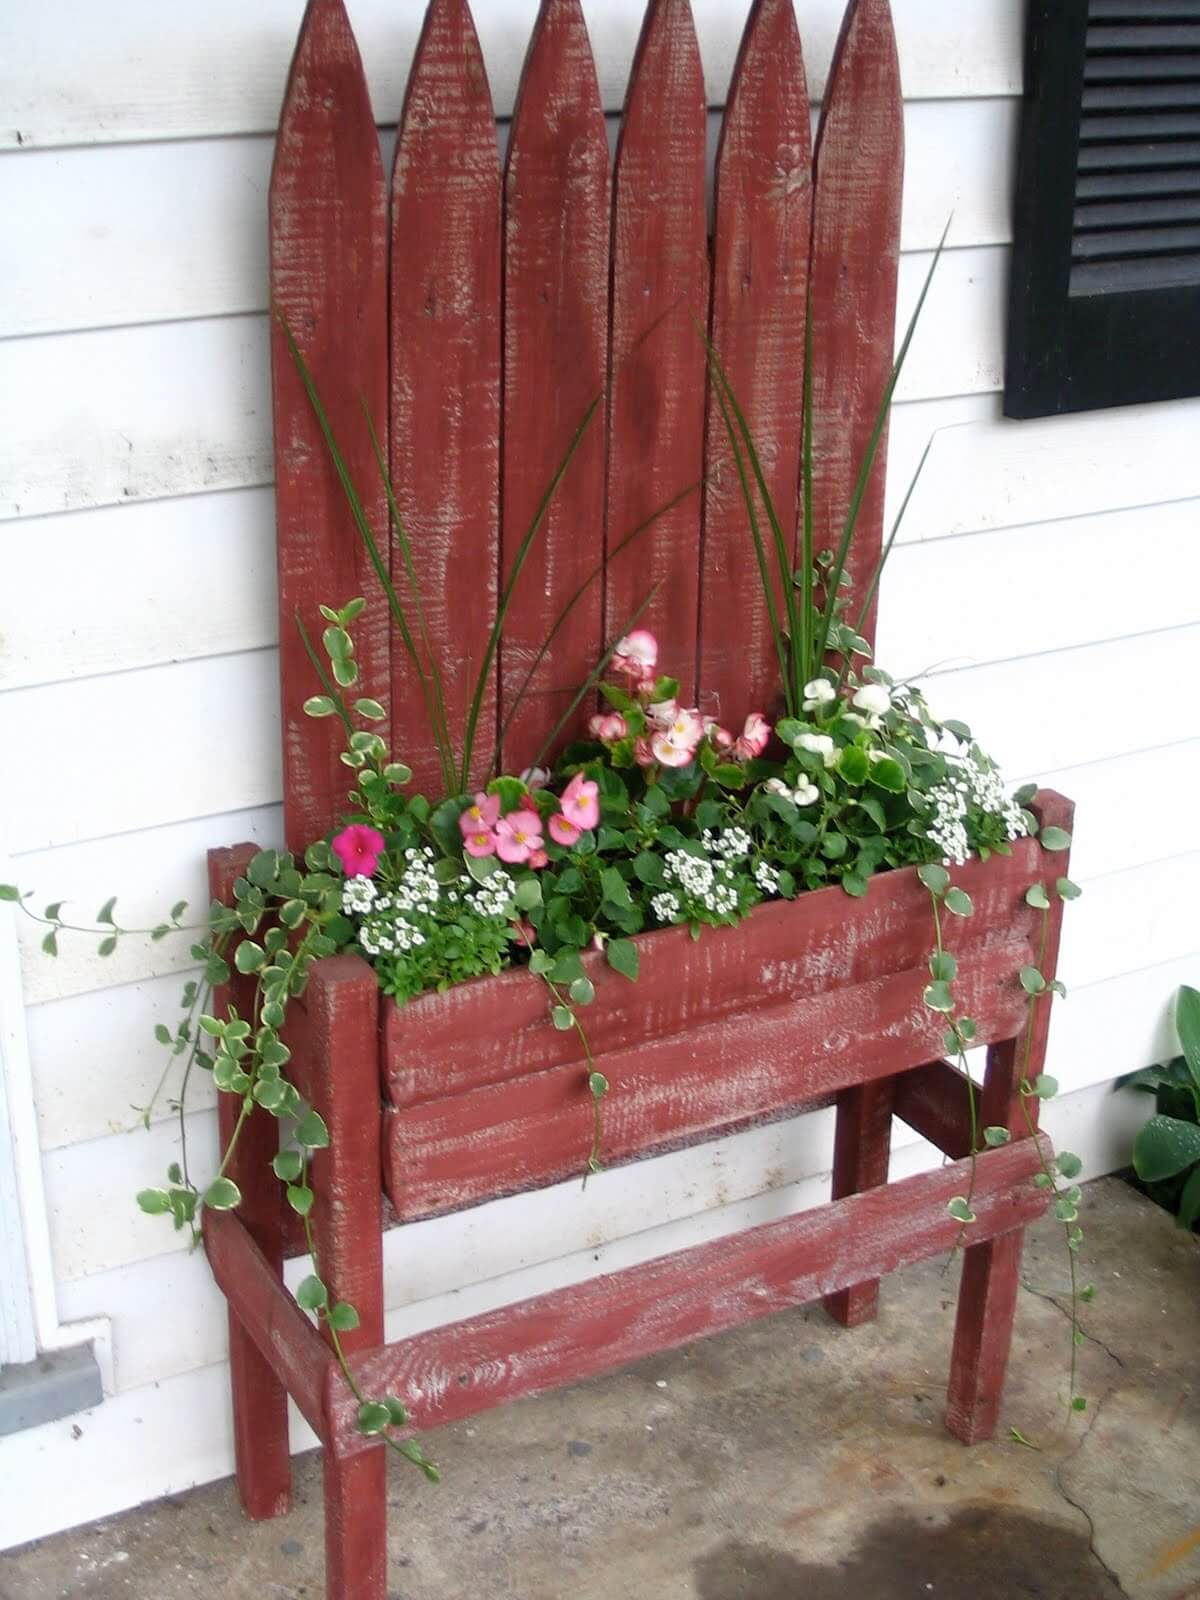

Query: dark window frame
1005 0 1200 419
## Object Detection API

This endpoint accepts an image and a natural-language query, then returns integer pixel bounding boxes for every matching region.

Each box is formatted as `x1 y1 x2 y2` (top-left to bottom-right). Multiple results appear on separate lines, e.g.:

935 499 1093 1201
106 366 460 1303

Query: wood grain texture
945 787 1075 1443
335 1133 1053 1454
808 0 903 654
698 0 811 722
383 938 1031 1220
383 830 1047 1108
604 0 709 700
390 0 501 793
893 1059 976 1159
208 845 291 1519
270 0 389 851
824 1075 895 1326
301 955 387 1600
499 0 610 771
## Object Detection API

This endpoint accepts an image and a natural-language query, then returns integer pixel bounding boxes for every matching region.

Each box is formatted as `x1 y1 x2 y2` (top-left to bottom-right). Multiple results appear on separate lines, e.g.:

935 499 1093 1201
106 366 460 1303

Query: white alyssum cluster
704 826 752 861
650 890 681 923
342 875 377 915
753 861 781 894
663 847 740 918
925 754 1029 866
466 868 517 921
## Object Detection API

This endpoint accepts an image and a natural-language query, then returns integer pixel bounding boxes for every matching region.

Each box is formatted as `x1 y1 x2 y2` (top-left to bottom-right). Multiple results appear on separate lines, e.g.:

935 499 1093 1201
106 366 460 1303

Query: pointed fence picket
268 0 903 845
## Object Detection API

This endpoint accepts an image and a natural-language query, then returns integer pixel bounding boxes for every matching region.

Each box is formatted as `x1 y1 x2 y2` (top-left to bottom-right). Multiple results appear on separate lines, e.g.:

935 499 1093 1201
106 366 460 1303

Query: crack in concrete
1051 1386 1130 1598
1018 1276 1130 1595
1020 1276 1128 1371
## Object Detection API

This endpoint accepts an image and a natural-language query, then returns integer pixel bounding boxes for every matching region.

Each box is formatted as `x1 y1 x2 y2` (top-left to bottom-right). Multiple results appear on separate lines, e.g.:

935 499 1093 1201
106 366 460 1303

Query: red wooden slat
808 0 903 658
893 1059 976 1159
336 1134 1053 1454
383 830 1046 1109
499 0 610 773
270 0 389 850
203 1210 335 1446
698 0 812 723
391 0 501 795
384 939 1031 1220
605 0 709 702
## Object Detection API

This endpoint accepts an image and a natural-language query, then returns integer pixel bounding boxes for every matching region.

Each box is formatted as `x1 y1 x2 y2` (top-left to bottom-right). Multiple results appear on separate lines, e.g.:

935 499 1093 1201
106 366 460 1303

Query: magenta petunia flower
331 824 386 878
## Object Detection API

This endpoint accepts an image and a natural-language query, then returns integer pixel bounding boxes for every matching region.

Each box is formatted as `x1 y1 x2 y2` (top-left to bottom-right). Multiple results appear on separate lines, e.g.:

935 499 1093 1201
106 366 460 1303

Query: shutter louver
1072 1 1200 293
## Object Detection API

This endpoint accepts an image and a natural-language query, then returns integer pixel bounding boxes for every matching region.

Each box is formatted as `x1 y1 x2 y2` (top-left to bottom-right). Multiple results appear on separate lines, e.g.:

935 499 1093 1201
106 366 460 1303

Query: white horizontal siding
0 0 1023 151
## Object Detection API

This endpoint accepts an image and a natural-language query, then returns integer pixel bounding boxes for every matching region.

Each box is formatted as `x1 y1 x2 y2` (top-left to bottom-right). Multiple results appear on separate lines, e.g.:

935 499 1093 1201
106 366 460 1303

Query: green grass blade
709 375 794 718
489 480 700 775
464 396 601 787
799 302 815 690
698 321 801 715
816 221 949 664
276 309 453 790
360 398 456 788
527 586 660 774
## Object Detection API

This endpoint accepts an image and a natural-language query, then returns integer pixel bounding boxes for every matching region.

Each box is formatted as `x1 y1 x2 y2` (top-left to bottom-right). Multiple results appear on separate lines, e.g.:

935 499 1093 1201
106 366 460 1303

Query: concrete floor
2 1176 1197 1600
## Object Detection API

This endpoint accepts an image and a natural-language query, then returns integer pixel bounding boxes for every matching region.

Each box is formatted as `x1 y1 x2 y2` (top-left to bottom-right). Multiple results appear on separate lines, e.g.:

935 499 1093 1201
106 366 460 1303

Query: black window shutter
1005 0 1200 418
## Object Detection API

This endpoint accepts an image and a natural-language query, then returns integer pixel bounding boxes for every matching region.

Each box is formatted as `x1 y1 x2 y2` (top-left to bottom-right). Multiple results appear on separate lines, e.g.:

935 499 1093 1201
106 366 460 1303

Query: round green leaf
286 1184 314 1216
606 938 639 982
296 1109 330 1150
947 1197 976 1224
1032 1073 1059 1100
353 698 386 721
234 940 266 975
1056 877 1082 902
1024 884 1050 910
1039 825 1072 852
356 1401 392 1436
551 1005 574 1031
929 950 957 982
328 1301 361 1333
589 1071 609 1099
303 696 337 719
868 757 907 794
296 1274 328 1312
982 1126 1011 1147
569 977 595 1006
917 863 950 896
923 980 955 1013
1056 1151 1083 1179
204 1176 242 1211
944 888 974 918
384 1396 409 1426
1019 966 1046 995
136 1188 172 1215
273 1150 303 1182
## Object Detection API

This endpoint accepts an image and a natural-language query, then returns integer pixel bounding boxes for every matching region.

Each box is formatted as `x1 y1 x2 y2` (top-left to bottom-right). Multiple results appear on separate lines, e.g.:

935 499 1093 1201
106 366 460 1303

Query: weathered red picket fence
204 3 1072 1596
271 0 901 841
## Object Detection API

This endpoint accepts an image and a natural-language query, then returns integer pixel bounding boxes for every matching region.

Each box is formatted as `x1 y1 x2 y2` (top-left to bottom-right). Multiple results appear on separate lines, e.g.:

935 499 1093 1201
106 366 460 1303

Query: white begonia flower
763 777 791 796
792 781 820 807
852 683 892 717
802 678 837 711
795 732 838 768
841 711 866 727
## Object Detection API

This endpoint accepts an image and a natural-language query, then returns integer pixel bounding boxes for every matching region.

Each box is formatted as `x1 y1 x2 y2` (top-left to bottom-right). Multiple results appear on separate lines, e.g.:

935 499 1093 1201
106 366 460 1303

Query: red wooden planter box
381 833 1045 1222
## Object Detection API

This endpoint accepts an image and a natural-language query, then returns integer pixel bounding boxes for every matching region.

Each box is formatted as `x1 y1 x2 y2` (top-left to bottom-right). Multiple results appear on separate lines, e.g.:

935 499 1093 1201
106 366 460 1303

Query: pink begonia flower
462 827 497 859
520 766 551 791
633 738 658 768
495 809 544 864
332 824 386 878
612 628 658 681
527 848 549 870
651 731 696 768
705 720 735 752
647 697 678 728
733 711 771 761
549 813 581 847
458 791 500 840
513 918 538 947
559 772 600 831
588 712 628 742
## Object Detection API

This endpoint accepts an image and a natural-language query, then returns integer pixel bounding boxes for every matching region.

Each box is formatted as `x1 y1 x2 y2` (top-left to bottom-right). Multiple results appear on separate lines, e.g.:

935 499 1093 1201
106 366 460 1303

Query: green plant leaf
947 1196 975 1224
0 884 20 901
1133 1113 1200 1182
136 1188 172 1215
1175 984 1200 1096
296 1109 330 1150
357 1401 392 1436
1024 883 1050 910
551 1005 574 1031
929 950 957 982
1177 1164 1200 1231
838 746 869 785
1056 1151 1083 1179
569 977 595 1006
589 1071 609 1098
867 757 907 794
1039 825 1072 852
1019 965 1046 995
272 1150 303 1182
204 1176 242 1211
983 1126 1011 1147
917 863 949 896
296 1275 328 1312
328 1301 360 1333
385 1396 409 1426
1032 1074 1059 1100
286 1184 314 1216
353 697 386 720
606 939 639 982
304 696 337 718
1056 877 1082 901
923 980 954 1013
234 940 266 974
944 887 974 918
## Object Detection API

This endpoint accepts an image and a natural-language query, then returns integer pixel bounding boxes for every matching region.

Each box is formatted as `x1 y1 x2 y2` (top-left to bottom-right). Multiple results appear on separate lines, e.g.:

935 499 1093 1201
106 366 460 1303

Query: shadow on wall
693 1504 1122 1600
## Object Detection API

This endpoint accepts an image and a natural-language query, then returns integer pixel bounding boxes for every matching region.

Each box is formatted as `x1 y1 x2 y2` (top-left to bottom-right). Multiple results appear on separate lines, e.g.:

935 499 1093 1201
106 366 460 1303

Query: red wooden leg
305 955 387 1600
209 845 291 1520
824 1077 896 1327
